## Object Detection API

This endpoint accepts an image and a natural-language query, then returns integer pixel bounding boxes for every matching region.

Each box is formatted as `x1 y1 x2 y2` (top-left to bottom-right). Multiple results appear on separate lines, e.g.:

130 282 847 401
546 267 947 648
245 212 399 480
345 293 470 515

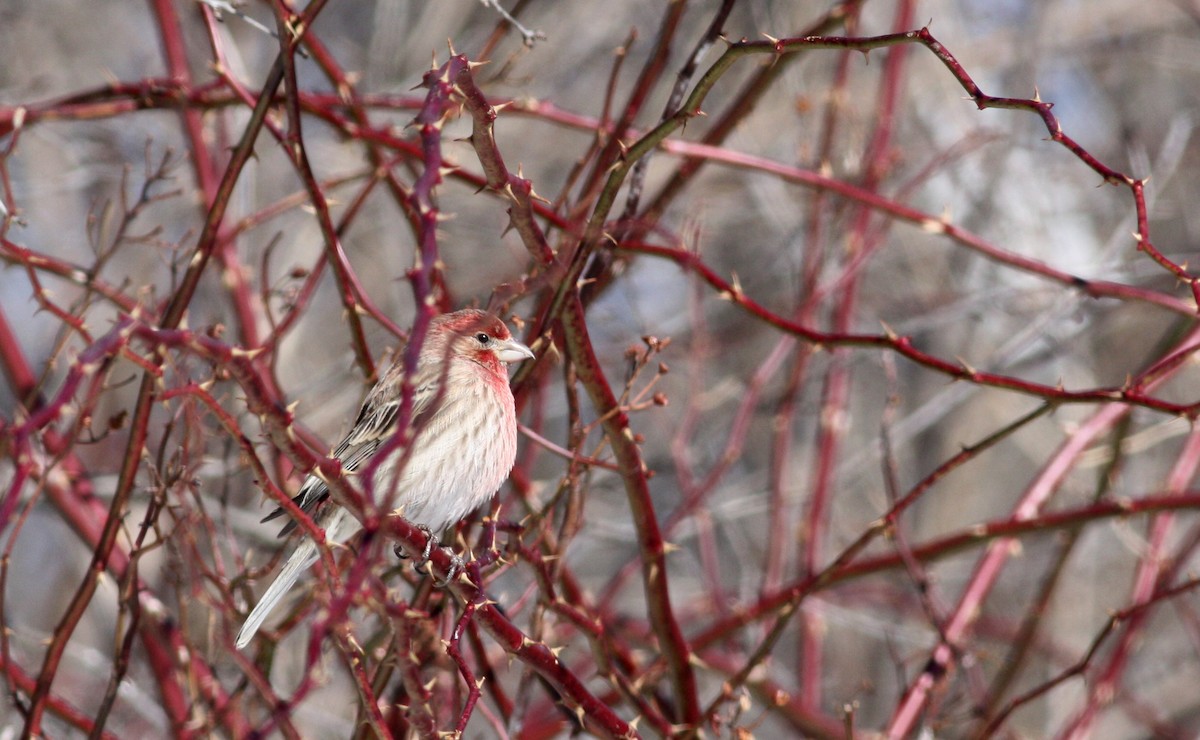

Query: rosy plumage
236 309 533 649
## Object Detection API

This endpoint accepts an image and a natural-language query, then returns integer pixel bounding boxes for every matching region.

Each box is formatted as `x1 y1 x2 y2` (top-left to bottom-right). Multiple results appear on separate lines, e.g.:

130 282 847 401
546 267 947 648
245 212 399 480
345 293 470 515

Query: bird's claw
393 524 436 562
392 525 462 586
435 552 464 588
420 525 438 562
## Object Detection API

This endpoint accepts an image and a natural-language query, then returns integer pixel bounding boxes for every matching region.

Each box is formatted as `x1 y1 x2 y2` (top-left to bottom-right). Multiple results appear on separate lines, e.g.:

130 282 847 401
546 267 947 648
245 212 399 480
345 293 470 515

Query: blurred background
3 0 1200 737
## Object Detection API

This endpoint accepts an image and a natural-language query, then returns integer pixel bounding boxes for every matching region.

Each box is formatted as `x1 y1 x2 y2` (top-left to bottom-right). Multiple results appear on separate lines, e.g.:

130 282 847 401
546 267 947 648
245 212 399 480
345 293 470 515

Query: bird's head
429 309 535 372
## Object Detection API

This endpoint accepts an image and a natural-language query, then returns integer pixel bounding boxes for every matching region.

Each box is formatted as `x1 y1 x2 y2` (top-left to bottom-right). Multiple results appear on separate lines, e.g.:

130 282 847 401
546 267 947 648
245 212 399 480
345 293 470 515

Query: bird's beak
493 338 535 364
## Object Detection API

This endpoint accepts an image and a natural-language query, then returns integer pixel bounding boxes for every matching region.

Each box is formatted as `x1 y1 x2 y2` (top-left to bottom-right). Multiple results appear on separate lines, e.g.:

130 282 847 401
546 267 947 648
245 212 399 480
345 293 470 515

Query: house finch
235 309 533 649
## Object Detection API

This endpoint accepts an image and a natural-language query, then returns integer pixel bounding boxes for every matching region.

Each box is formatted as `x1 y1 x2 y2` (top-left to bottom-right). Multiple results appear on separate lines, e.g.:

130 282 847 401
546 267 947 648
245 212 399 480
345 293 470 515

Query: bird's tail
235 537 318 649
236 507 363 649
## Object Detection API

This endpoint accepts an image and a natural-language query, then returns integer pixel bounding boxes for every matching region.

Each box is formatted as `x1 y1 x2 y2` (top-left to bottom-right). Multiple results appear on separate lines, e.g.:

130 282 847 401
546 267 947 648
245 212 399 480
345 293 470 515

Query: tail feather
236 506 363 648
235 538 318 649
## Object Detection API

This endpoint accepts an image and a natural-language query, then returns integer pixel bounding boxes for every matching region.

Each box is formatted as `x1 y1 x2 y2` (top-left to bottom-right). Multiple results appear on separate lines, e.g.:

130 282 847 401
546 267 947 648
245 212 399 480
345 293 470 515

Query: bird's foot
392 525 462 587
436 551 464 588
393 524 436 561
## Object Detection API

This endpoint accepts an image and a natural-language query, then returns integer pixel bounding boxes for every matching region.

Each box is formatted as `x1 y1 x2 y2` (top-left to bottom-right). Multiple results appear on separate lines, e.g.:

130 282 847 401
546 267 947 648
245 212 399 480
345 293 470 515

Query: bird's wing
262 367 446 537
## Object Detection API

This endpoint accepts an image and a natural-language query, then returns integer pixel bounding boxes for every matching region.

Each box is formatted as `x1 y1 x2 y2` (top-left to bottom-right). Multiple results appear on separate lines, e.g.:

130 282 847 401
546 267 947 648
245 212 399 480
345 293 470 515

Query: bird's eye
475 332 491 344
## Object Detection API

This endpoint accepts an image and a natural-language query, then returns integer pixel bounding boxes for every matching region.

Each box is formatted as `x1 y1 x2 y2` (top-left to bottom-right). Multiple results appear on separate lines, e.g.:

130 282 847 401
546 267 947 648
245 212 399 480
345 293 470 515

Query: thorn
921 216 947 235
729 271 743 299
231 345 267 359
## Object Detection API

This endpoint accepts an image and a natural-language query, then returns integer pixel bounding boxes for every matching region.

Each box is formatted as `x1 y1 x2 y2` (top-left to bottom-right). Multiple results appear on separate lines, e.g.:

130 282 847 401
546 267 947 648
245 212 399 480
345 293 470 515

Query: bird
235 309 534 649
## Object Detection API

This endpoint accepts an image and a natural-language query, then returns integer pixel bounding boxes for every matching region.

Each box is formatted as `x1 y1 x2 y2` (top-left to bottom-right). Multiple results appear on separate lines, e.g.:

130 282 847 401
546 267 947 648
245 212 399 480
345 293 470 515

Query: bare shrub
3 0 1200 737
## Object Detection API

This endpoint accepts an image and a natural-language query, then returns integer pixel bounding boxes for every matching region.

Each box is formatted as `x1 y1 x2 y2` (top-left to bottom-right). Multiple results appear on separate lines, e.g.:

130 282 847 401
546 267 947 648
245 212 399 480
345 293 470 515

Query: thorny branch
2 5 1199 739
